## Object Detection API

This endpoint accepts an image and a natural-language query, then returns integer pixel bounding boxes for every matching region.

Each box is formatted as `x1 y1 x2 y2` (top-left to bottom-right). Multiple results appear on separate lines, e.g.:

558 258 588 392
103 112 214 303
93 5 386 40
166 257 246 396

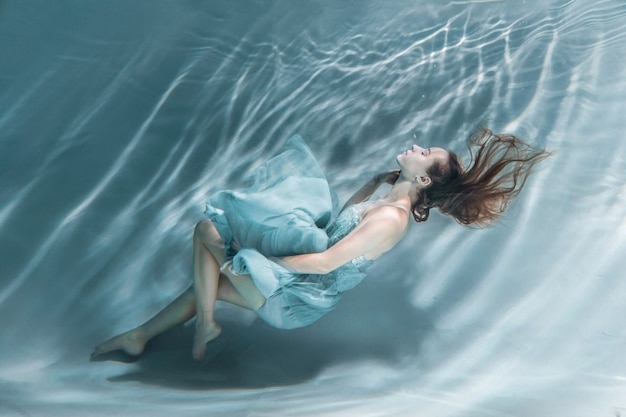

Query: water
1 0 626 416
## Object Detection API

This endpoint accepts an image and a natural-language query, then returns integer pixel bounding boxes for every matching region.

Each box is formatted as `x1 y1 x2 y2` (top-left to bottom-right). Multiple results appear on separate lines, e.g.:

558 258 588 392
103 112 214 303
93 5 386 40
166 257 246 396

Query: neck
380 179 416 212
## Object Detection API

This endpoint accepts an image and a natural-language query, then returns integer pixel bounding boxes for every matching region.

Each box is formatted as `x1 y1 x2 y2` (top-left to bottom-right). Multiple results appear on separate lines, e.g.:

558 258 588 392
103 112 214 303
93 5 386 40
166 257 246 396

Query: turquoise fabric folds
205 135 372 329
205 135 333 259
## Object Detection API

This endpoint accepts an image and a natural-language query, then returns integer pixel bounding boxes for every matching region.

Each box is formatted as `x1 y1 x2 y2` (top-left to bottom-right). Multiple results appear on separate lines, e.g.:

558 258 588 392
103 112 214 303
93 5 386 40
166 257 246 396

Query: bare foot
192 321 222 360
91 328 146 359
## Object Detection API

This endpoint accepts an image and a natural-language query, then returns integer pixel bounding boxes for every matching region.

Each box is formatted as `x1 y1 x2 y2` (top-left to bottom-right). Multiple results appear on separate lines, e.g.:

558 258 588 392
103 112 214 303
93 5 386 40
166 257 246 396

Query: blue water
2 1 626 416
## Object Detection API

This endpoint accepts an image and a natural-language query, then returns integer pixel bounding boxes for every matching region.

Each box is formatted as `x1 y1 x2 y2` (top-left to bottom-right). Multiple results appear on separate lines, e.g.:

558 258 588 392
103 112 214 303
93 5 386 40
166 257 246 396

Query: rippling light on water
1 1 626 416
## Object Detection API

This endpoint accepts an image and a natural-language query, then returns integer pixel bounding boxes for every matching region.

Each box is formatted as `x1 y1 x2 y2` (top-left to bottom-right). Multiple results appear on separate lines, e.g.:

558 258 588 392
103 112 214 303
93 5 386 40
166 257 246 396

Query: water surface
1 1 626 416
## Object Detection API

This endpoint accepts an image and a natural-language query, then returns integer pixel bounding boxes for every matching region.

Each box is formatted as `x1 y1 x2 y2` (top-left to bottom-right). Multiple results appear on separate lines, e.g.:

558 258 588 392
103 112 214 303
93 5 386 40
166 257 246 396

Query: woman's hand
375 170 400 185
341 170 400 211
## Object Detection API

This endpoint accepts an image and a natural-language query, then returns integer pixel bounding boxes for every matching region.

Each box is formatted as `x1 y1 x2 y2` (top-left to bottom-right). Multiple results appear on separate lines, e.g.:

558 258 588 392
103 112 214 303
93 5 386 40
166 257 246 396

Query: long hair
412 128 551 227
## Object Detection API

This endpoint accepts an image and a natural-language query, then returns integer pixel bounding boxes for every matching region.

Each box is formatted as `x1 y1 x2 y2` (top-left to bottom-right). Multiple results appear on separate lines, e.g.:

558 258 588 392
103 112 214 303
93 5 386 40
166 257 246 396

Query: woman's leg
91 219 260 359
91 286 196 358
191 219 236 360
220 261 266 310
192 220 265 359
90 276 253 359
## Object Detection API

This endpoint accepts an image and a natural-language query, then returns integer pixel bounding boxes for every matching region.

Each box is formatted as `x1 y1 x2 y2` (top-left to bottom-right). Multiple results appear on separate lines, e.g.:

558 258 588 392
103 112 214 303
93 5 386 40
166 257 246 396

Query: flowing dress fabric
205 135 334 260
205 135 373 329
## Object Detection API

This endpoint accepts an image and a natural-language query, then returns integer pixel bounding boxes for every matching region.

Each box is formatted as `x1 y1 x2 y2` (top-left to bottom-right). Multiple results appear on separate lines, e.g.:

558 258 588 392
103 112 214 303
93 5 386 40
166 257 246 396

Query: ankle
132 327 145 337
196 318 218 328
196 311 214 324
131 326 153 343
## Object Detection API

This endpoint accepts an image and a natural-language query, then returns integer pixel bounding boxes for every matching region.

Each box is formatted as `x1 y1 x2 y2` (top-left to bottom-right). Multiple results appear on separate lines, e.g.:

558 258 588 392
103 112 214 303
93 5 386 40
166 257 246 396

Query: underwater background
1 0 626 416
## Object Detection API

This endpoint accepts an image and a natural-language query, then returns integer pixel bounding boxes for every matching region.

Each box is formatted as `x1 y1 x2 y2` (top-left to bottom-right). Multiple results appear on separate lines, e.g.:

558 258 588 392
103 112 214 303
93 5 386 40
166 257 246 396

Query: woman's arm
340 170 400 212
281 205 407 274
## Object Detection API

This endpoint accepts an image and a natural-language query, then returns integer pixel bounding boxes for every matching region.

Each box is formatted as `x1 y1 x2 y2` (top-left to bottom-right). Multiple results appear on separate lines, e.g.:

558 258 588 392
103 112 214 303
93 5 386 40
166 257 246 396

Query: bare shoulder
354 204 409 260
362 204 409 231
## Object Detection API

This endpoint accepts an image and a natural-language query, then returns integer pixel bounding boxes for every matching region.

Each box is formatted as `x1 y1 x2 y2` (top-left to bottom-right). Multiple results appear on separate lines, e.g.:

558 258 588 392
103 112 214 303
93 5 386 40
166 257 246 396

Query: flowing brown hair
412 128 552 227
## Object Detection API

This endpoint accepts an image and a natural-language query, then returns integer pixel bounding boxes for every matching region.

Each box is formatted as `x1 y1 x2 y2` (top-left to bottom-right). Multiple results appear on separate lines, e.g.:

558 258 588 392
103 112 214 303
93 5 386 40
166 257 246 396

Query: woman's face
397 145 449 178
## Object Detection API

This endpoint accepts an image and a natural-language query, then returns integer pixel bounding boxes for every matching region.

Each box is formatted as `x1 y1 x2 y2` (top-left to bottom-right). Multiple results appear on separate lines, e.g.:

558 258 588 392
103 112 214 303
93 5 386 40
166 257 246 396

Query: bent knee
194 219 224 248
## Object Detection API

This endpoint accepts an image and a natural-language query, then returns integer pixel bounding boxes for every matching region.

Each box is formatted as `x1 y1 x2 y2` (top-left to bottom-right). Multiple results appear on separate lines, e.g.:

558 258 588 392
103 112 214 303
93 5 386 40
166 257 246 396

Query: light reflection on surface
1 0 625 416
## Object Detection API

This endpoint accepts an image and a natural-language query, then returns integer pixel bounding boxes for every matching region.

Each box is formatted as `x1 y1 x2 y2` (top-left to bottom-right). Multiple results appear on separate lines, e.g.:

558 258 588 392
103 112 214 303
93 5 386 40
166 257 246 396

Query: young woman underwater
91 129 550 361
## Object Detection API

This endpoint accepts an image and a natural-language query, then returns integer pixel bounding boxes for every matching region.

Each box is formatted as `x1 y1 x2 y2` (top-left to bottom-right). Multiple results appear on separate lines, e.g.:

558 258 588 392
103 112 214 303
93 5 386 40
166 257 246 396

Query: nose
412 145 420 152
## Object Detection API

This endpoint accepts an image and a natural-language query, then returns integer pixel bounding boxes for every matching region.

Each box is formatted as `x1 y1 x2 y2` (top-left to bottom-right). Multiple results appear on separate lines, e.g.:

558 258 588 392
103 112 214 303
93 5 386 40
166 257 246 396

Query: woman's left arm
280 206 406 274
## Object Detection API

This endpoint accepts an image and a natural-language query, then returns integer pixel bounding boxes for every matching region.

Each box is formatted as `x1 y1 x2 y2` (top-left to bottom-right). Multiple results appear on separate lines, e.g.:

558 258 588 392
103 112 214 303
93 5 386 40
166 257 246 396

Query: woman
91 129 550 361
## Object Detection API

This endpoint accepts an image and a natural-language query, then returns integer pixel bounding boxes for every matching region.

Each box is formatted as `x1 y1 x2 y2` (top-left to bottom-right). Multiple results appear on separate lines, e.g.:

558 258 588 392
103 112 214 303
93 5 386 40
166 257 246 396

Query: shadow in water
98 282 433 390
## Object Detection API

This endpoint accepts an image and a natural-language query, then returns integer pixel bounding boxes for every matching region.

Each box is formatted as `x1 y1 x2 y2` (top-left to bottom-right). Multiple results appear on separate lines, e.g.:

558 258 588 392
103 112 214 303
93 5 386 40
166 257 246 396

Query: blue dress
205 135 373 329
